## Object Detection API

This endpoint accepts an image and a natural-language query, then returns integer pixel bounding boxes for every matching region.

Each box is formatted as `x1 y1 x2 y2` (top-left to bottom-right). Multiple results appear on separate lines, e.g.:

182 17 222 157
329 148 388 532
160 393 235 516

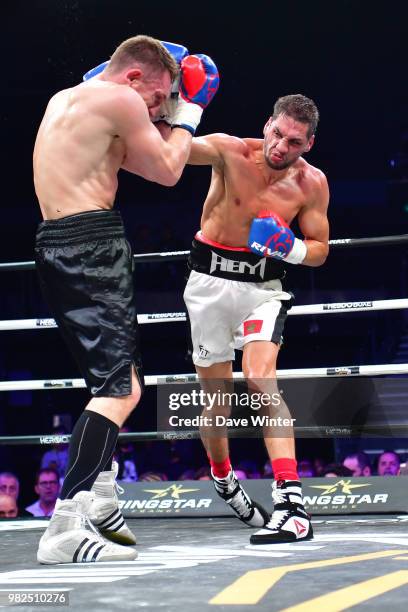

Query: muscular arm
115 88 193 186
298 173 330 267
188 133 244 169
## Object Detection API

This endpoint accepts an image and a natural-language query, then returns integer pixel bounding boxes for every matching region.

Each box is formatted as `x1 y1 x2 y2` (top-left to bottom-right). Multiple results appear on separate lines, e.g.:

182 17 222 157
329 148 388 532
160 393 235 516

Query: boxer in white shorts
185 232 293 366
184 94 330 544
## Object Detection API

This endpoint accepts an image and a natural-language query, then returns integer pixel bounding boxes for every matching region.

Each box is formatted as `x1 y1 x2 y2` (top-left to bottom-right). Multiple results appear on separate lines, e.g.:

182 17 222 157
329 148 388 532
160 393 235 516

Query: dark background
1 1 408 498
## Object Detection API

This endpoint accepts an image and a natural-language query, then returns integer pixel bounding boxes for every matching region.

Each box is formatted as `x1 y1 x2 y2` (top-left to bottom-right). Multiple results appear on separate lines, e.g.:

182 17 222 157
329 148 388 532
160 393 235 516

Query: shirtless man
184 94 329 543
33 35 218 564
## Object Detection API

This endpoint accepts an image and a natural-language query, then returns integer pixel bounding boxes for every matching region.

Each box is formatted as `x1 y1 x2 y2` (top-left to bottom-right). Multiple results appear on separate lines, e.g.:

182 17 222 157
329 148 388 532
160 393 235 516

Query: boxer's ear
263 117 272 135
305 134 315 152
126 68 143 83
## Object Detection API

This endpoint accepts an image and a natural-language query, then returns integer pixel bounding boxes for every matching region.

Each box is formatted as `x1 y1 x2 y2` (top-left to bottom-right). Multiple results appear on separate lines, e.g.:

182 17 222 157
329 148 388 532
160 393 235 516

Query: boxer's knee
243 364 277 383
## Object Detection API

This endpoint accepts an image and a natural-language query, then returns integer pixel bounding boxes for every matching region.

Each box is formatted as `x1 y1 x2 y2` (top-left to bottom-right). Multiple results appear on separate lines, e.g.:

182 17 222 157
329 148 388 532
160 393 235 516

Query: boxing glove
171 54 219 135
248 211 307 264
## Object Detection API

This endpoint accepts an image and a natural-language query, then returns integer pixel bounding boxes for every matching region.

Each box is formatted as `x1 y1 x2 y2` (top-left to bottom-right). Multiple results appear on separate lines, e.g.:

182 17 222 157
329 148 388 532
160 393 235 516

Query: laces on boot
228 488 252 518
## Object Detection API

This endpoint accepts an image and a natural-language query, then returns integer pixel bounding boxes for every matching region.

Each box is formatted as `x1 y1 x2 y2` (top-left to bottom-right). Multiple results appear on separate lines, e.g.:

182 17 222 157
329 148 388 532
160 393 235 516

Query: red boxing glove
172 54 219 135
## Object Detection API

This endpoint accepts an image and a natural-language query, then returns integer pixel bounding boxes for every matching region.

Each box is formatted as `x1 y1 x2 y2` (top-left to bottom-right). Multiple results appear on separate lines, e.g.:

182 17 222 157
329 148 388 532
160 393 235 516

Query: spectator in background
25 469 60 517
0 493 18 518
0 471 20 501
194 466 212 480
113 426 138 482
377 451 401 476
179 469 196 480
323 464 354 477
235 460 262 479
262 461 274 478
167 440 196 481
298 459 315 478
343 451 372 477
0 472 31 517
234 469 248 481
40 427 70 481
313 458 327 477
139 471 168 482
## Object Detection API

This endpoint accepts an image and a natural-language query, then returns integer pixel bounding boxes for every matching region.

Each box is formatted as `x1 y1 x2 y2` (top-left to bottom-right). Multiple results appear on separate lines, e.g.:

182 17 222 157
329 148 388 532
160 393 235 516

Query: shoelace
214 475 252 518
96 477 124 499
82 513 106 546
266 509 289 531
115 481 124 495
213 471 237 493
272 489 288 505
229 487 252 517
111 463 124 495
56 507 106 546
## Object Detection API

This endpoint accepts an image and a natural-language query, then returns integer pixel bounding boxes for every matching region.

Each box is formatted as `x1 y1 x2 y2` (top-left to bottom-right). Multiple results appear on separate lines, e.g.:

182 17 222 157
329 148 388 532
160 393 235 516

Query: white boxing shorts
184 232 293 367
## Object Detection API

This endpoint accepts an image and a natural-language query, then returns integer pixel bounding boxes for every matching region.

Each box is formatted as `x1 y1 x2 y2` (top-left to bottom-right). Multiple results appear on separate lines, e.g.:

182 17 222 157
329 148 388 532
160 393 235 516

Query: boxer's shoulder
296 157 328 193
295 159 329 211
242 137 263 150
198 133 247 151
89 82 147 123
190 133 247 167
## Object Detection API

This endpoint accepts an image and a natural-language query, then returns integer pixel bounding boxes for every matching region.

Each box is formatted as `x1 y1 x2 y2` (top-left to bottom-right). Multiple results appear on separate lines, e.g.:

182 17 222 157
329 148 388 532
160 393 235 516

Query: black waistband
188 237 286 282
36 210 125 247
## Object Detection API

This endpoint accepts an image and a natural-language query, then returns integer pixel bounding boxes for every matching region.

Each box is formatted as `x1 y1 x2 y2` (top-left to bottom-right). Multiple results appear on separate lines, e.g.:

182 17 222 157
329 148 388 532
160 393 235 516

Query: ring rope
2 422 408 447
1 363 407 392
1 233 407 272
1 298 407 331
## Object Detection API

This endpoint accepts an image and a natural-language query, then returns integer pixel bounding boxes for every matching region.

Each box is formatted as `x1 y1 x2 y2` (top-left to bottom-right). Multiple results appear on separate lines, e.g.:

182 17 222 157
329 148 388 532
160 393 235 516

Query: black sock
60 410 119 500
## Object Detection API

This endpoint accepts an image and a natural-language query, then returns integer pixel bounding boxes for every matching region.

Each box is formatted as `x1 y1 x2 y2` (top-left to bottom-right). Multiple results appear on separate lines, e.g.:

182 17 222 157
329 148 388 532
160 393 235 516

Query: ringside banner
118 477 408 518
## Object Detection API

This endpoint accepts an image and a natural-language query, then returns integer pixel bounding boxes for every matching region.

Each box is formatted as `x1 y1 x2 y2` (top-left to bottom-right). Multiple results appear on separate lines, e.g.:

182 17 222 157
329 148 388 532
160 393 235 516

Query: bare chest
224 159 304 224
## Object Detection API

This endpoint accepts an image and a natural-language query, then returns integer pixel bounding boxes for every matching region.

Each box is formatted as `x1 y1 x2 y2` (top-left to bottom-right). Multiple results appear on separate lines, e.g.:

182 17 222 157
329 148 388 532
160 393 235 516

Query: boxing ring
1 233 408 610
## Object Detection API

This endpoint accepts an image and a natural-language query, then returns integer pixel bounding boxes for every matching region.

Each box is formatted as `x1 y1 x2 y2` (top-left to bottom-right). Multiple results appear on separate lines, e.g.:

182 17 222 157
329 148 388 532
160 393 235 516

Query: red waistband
195 231 251 252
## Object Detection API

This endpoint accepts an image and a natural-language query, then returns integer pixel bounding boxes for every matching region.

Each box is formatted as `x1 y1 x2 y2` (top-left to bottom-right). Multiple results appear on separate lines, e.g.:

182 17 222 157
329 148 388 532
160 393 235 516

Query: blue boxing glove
161 40 189 65
83 61 108 81
171 54 219 135
248 211 307 264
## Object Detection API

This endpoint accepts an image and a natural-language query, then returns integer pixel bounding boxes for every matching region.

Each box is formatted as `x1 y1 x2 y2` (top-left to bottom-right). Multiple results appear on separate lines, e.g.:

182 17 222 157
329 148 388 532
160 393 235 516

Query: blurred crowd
1 431 405 519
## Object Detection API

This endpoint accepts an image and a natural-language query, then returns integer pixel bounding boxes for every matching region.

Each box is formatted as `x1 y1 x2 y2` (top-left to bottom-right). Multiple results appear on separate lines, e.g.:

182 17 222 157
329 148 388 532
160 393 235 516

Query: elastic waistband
36 210 125 247
188 235 286 282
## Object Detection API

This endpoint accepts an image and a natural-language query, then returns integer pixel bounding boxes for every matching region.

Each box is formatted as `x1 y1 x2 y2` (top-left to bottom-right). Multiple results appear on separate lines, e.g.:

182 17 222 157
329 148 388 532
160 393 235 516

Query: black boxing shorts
35 210 143 397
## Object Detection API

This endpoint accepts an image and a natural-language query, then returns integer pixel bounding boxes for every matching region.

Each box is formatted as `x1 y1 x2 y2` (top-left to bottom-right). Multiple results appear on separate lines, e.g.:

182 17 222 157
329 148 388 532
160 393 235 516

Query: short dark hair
107 35 178 81
0 471 19 481
272 94 319 138
35 468 59 485
323 463 354 477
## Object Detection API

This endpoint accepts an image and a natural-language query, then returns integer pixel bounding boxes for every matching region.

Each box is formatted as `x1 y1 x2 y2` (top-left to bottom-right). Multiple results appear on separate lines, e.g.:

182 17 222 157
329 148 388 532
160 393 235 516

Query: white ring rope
1 363 407 392
1 232 408 272
1 298 407 331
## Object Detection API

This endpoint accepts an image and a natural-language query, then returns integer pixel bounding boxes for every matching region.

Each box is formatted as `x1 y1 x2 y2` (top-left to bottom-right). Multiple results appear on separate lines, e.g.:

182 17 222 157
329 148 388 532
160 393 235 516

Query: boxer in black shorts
33 35 218 564
35 210 142 397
